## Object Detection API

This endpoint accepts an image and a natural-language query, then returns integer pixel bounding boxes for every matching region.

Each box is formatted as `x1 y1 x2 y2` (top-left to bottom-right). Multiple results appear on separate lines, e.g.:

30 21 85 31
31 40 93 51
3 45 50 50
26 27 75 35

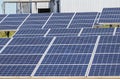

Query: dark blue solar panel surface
96 44 120 53
13 35 44 38
81 28 114 36
9 37 52 45
54 36 97 44
0 65 35 76
99 36 120 43
2 46 47 54
16 29 48 35
0 38 10 45
44 13 74 29
48 45 94 54
115 28 120 36
0 14 6 21
35 65 87 76
42 54 91 64
93 54 120 64
89 65 120 76
99 8 120 23
0 55 42 64
48 29 80 36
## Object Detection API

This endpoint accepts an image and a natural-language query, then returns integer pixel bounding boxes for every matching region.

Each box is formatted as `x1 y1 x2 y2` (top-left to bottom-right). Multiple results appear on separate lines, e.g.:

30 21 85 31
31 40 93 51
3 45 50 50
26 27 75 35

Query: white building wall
32 2 49 13
60 0 120 12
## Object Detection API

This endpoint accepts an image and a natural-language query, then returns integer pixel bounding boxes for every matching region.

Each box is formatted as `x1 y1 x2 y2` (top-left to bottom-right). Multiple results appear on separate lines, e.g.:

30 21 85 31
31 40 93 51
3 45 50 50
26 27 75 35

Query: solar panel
69 12 97 28
0 14 28 30
1 46 47 54
35 65 87 76
0 38 10 45
0 14 6 21
20 14 50 29
48 45 94 54
96 44 120 54
99 8 120 23
54 36 97 44
89 65 120 76
47 29 80 36
115 28 120 35
93 54 120 64
44 13 74 29
9 37 52 45
99 36 120 44
13 35 44 38
0 55 42 64
16 29 48 35
81 28 114 36
42 54 91 64
0 65 35 76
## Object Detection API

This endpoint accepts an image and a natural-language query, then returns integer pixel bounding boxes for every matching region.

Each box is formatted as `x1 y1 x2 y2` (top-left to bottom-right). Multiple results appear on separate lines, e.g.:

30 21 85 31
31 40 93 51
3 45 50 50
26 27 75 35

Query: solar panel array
99 8 120 23
0 7 120 77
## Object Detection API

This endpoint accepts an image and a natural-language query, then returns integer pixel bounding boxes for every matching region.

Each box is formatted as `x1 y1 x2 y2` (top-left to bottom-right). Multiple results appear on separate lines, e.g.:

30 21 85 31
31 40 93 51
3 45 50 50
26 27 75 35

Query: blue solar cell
76 12 98 15
35 65 87 76
0 55 42 64
47 20 70 24
0 65 35 76
50 16 72 20
89 65 120 76
48 45 94 54
100 15 120 19
24 20 46 25
99 18 120 23
2 46 47 54
1 21 22 25
27 17 49 21
54 36 97 44
0 38 10 45
8 14 28 17
9 37 52 45
53 13 74 16
0 14 6 21
20 24 43 29
93 54 120 64
42 54 91 64
44 24 67 28
49 29 80 34
4 18 26 21
16 29 48 35
74 15 96 19
82 28 114 33
0 25 18 30
96 44 120 53
71 20 94 24
30 13 51 17
69 24 93 28
13 35 44 38
99 36 120 43
47 34 78 37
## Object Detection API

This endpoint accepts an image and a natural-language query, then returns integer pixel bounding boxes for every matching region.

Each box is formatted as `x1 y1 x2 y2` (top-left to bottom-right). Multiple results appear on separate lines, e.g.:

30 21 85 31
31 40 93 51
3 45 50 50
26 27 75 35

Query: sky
0 0 16 14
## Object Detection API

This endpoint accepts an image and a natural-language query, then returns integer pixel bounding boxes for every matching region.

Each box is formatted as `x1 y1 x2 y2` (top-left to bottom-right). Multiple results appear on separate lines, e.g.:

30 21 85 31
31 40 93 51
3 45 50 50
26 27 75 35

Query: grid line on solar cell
89 65 120 76
1 46 47 54
42 54 91 64
35 65 87 76
0 65 35 76
48 45 94 54
53 37 97 44
0 55 42 64
93 54 120 64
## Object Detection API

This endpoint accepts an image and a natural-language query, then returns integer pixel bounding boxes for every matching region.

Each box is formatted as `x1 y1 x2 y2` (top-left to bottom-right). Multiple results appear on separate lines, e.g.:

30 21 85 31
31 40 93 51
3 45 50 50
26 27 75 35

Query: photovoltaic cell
54 36 97 44
42 54 91 64
89 65 120 76
35 65 87 76
93 54 120 64
0 38 10 45
48 45 94 54
0 55 42 64
1 46 47 54
0 65 35 76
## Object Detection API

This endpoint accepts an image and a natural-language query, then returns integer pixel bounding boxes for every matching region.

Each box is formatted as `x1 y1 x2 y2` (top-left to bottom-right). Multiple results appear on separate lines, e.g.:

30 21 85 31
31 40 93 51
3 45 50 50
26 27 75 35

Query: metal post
3 2 6 14
30 0 32 13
